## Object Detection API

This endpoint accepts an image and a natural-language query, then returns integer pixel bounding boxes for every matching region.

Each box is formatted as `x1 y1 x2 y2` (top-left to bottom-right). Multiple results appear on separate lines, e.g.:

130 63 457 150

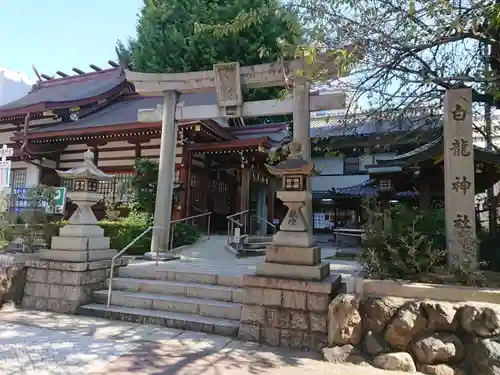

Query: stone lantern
38 149 117 261
22 149 125 314
238 141 336 350
56 149 112 238
266 142 317 248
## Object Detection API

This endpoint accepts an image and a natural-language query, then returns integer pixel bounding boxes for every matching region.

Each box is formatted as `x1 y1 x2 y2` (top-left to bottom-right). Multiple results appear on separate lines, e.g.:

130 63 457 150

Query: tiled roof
332 180 418 197
310 115 442 138
29 92 217 134
0 68 127 117
376 136 500 166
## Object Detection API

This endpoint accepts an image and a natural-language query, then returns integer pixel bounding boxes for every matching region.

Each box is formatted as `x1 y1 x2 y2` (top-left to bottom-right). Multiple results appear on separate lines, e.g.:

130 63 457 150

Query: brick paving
0 310 421 375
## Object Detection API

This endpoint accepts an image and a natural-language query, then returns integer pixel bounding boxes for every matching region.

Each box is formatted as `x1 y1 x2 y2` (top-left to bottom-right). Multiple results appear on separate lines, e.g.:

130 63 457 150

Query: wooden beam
108 60 119 68
89 64 102 71
41 74 53 80
126 44 360 94
138 92 345 122
56 71 68 78
72 68 85 75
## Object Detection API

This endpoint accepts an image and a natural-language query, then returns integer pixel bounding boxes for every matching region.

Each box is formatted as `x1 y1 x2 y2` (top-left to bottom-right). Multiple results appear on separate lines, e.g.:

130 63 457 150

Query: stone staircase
77 264 244 337
236 235 273 257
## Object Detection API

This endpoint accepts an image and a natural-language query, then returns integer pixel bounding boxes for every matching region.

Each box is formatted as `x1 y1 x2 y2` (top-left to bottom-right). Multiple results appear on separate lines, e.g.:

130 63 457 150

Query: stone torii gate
126 51 353 252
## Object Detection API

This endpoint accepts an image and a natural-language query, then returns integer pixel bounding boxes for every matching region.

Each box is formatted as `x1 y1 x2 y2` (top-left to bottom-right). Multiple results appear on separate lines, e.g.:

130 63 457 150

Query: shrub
359 203 446 280
50 212 201 255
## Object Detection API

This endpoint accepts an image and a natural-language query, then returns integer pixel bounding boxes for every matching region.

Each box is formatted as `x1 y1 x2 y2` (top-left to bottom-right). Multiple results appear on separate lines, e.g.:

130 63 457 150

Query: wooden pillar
151 91 180 252
179 145 190 218
240 168 251 212
185 150 193 217
419 180 431 210
267 183 275 224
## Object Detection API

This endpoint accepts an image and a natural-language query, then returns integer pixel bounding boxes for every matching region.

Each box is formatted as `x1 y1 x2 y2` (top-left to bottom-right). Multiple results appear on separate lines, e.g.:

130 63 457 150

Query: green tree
117 0 302 123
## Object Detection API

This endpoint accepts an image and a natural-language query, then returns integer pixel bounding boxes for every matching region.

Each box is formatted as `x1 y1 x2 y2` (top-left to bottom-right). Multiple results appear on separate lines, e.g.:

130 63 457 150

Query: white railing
169 211 212 251
250 215 277 236
107 225 158 307
226 210 249 245
107 211 213 307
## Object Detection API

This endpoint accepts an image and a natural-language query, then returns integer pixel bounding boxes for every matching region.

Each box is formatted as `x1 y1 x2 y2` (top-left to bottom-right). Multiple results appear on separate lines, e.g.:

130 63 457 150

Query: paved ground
169 235 363 279
0 309 419 375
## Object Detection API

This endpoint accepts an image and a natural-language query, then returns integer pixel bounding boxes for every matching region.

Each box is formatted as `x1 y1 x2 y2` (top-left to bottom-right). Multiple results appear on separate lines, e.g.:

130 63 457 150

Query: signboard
0 145 13 189
51 187 67 214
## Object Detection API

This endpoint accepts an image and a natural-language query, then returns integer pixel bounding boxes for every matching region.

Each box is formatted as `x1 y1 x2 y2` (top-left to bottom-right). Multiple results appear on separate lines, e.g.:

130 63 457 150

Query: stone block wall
238 274 341 351
22 258 127 313
0 264 26 307
325 293 500 374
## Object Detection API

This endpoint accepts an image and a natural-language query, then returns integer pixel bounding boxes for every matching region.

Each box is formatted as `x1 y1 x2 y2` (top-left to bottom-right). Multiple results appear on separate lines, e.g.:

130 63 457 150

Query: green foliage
359 203 446 280
128 158 181 215
10 186 58 253
52 212 201 255
125 0 300 74
119 0 302 124
129 158 159 214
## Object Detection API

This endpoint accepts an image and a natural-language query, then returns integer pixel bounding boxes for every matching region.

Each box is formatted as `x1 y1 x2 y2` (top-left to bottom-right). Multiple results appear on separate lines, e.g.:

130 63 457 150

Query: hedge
45 213 200 255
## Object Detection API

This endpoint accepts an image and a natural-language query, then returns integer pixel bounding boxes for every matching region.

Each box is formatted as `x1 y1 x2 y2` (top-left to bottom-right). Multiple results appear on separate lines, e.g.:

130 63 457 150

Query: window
344 156 360 174
10 168 27 189
61 172 133 203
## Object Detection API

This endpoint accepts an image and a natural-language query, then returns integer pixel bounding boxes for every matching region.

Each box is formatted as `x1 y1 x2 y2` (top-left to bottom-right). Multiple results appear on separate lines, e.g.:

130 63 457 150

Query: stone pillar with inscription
21 150 127 313
443 88 477 267
238 142 341 351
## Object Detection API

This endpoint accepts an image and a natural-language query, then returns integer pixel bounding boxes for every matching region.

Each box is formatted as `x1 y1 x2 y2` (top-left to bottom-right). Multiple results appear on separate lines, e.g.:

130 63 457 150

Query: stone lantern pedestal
238 143 341 351
22 150 127 313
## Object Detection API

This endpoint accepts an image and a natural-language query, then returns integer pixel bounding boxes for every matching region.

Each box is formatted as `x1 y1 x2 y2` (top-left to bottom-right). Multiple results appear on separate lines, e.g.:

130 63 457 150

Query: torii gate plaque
126 48 355 253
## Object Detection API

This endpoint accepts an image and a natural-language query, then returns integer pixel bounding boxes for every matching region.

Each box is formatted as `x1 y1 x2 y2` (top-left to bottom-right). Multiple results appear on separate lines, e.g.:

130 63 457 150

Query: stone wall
0 264 26 307
324 294 500 375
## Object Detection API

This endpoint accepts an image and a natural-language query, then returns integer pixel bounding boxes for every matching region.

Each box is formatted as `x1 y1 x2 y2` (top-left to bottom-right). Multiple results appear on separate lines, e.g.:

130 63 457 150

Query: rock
360 296 406 333
469 337 500 375
363 330 389 356
461 305 500 337
322 344 366 365
412 333 464 365
385 301 427 349
373 352 417 373
423 301 459 332
327 294 362 346
419 364 466 375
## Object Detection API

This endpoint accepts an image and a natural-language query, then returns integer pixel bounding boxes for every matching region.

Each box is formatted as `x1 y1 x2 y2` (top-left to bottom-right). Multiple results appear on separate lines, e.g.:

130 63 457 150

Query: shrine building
0 64 457 234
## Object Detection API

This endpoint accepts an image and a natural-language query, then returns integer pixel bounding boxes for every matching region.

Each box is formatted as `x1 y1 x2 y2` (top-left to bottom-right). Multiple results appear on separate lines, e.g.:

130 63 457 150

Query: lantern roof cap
266 142 317 177
56 149 112 180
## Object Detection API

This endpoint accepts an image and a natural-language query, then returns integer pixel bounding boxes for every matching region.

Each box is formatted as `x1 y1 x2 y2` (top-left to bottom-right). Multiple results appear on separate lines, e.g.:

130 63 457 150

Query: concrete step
246 236 273 244
109 277 244 303
77 303 239 337
95 290 242 320
243 242 271 250
117 266 243 287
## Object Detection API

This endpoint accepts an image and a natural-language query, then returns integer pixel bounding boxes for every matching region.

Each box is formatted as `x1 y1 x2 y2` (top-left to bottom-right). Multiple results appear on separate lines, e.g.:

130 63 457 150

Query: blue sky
0 0 142 81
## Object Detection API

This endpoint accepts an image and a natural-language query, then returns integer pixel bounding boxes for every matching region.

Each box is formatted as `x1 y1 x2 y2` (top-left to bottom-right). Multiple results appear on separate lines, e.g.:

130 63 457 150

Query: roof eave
0 81 127 119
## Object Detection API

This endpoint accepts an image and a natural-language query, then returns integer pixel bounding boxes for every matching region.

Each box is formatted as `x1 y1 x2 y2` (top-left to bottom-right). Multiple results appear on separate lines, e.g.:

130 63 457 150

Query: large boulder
412 333 464 365
461 305 500 337
360 296 406 333
373 352 417 373
363 330 390 356
469 337 500 375
419 364 466 375
385 301 427 349
328 294 362 346
423 301 459 332
322 344 367 365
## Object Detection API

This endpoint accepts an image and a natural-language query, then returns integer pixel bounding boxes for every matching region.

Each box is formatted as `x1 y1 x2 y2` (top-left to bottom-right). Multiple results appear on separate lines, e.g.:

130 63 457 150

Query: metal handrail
251 215 277 234
226 209 249 245
107 225 158 307
169 211 212 251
